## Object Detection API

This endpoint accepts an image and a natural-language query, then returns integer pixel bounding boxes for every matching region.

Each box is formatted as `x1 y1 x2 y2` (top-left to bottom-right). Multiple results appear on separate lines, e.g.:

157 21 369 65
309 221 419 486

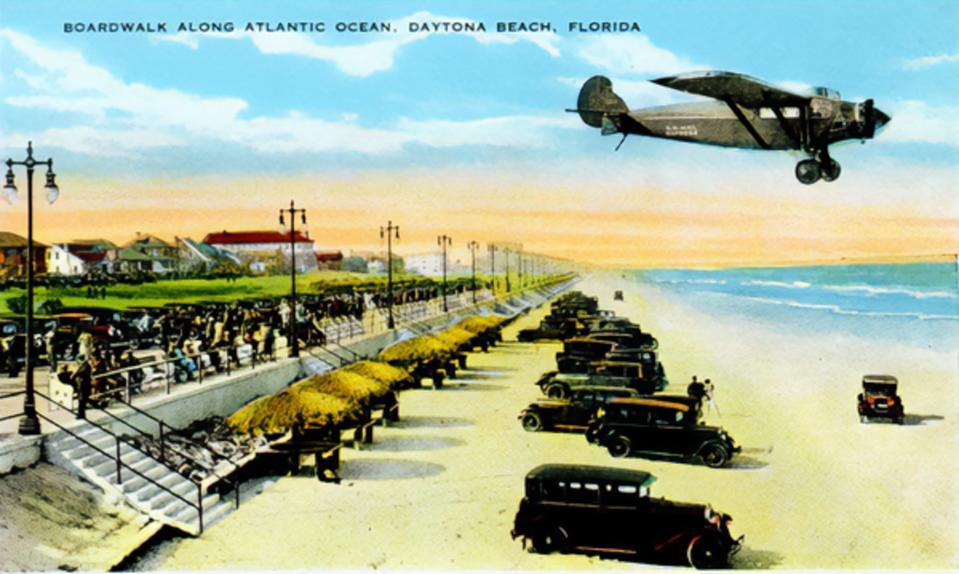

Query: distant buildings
204 230 317 273
176 237 242 271
115 234 177 273
0 232 47 278
404 252 466 276
315 251 343 270
348 250 404 275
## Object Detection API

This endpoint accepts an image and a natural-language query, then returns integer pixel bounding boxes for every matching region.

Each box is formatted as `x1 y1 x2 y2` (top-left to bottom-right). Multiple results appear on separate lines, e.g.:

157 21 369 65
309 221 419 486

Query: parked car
519 385 640 432
586 398 740 468
857 374 904 424
510 464 743 568
517 315 585 342
537 361 665 399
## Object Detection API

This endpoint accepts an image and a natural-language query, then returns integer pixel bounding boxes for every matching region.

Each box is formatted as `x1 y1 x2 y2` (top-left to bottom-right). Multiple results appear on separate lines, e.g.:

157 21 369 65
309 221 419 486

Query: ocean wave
653 278 728 286
707 292 959 322
820 284 958 300
741 280 811 289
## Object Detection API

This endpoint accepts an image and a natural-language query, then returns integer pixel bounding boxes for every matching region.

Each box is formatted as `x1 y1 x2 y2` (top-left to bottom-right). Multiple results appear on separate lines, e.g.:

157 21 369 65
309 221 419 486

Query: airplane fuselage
623 98 864 152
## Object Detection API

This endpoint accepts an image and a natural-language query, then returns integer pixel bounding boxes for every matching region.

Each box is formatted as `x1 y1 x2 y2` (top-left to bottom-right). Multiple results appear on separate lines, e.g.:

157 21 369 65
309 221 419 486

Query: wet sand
146 274 959 570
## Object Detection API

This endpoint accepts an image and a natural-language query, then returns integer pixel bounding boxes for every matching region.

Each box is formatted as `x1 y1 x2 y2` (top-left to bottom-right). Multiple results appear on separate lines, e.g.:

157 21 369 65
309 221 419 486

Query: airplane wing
652 71 810 108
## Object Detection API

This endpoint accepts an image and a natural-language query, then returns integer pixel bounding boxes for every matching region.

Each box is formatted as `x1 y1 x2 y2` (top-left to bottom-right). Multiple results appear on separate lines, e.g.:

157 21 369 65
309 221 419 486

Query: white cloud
576 35 704 77
155 11 560 77
0 28 573 156
902 51 959 70
880 100 959 147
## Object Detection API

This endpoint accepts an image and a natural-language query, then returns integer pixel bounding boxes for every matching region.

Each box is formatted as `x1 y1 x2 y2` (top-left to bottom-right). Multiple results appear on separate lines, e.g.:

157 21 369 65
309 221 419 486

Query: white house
47 244 87 275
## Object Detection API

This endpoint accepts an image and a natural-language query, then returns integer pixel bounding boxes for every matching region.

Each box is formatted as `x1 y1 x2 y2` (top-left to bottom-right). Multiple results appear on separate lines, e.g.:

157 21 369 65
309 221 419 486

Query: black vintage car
857 374 904 424
587 398 739 468
519 386 639 432
511 464 742 568
537 361 666 399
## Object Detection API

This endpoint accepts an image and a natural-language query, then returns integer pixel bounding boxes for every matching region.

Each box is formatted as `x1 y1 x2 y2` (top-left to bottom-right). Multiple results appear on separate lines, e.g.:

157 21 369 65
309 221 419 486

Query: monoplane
569 71 890 184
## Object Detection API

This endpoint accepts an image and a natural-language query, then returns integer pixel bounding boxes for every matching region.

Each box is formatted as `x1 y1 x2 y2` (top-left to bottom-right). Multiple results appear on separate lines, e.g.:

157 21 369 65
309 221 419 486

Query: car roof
607 397 690 412
863 374 898 384
527 464 656 486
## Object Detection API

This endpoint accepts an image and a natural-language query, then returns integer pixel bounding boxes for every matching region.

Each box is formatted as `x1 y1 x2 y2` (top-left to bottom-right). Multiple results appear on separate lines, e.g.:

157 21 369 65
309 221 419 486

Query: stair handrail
32 390 206 534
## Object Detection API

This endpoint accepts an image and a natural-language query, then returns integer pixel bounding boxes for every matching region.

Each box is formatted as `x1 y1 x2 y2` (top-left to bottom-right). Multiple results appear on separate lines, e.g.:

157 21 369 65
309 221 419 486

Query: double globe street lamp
4 142 60 435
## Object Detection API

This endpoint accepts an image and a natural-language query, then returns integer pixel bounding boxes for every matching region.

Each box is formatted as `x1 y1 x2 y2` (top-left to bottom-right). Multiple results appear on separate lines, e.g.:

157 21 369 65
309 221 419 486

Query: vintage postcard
0 0 956 571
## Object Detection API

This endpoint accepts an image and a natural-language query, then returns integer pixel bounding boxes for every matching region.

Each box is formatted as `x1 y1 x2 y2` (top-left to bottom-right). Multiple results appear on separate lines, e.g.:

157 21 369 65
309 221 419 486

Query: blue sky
0 0 956 265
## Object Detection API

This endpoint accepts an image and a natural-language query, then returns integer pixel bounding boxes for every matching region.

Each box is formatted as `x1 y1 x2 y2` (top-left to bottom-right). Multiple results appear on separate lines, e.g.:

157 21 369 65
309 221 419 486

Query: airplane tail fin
568 76 628 129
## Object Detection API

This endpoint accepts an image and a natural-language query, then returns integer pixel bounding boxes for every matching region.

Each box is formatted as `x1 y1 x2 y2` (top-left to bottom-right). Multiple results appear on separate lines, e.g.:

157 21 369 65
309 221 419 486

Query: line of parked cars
510 290 743 568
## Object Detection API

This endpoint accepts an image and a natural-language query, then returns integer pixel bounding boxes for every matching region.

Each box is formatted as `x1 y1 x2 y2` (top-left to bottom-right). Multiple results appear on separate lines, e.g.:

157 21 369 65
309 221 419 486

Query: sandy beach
141 273 959 570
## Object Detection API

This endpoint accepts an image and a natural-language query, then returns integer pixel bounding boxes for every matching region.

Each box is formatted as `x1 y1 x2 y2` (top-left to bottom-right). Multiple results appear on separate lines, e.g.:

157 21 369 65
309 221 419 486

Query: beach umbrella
225 387 360 436
295 370 391 402
457 315 506 334
341 360 413 389
379 334 451 365
433 326 476 348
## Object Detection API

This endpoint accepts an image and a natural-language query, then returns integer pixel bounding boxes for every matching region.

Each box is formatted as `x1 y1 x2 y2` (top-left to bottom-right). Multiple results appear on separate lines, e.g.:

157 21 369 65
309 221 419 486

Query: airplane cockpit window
759 107 800 119
812 86 841 99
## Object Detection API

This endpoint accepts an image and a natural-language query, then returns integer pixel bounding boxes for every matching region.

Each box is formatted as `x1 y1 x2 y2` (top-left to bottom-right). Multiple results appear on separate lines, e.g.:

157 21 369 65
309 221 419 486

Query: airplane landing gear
820 158 841 182
795 159 821 184
795 156 841 184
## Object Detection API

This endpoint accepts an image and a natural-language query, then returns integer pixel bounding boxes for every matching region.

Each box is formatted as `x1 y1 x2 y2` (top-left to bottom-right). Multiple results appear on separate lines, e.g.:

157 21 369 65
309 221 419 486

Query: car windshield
863 383 895 395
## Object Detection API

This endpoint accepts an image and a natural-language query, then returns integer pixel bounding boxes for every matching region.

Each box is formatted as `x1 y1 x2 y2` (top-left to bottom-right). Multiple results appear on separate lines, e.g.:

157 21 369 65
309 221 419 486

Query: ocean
635 261 959 352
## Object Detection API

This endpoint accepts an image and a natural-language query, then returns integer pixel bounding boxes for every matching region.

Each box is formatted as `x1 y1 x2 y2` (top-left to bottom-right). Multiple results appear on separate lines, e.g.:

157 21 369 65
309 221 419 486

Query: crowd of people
45 280 483 414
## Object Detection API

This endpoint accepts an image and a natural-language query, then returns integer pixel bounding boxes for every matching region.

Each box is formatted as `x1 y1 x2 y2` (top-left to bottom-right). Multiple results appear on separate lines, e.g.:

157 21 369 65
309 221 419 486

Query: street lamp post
504 247 512 293
437 234 452 312
467 241 479 304
380 221 400 329
278 200 306 358
518 251 524 290
487 244 497 294
4 142 60 436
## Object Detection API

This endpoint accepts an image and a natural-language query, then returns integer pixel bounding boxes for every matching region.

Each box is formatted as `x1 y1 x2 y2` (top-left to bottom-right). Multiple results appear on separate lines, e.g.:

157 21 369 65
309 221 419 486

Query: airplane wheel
795 160 821 184
820 159 841 182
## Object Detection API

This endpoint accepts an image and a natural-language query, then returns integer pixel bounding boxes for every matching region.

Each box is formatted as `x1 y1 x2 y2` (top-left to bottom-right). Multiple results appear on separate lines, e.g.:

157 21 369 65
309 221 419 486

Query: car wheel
607 435 631 458
545 384 567 399
700 444 729 468
896 416 904 425
860 415 868 424
522 413 543 432
530 526 568 554
687 534 727 569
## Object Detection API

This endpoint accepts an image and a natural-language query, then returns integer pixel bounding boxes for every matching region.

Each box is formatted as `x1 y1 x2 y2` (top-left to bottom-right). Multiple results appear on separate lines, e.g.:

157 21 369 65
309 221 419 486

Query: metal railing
32 390 208 534
91 395 242 510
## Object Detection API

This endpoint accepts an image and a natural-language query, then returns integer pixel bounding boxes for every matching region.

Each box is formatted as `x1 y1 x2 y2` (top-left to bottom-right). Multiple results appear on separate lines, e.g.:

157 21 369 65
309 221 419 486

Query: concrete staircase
47 422 236 536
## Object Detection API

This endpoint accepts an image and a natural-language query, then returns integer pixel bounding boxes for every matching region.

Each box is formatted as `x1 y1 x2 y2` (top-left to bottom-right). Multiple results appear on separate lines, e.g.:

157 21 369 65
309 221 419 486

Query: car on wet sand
586 398 739 468
510 464 743 568
519 386 640 432
857 374 904 424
